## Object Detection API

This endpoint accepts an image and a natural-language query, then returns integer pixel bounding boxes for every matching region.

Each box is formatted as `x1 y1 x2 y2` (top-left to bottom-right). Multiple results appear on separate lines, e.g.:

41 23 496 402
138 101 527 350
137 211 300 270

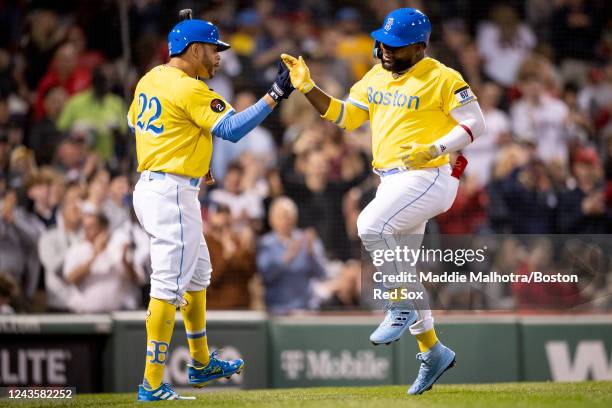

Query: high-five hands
399 143 440 169
281 54 315 94
267 61 295 102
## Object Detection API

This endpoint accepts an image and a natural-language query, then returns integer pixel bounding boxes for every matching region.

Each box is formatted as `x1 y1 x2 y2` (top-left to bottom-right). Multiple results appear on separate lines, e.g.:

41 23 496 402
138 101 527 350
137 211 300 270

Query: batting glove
281 54 315 93
267 61 295 102
399 143 440 169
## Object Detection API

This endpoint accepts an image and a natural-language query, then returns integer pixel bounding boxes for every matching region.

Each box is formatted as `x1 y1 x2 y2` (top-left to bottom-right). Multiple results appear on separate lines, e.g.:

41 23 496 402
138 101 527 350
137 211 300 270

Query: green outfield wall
0 313 610 392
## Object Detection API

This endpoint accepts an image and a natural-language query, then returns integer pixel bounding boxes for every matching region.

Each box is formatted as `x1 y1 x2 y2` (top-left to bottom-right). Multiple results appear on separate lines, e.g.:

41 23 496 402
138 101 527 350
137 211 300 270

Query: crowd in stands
0 0 611 314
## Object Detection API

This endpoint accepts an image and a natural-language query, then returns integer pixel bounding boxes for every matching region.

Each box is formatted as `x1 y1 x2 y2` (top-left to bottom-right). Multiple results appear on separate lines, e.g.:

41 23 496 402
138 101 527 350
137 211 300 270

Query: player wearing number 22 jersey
129 13 295 402
281 7 485 397
129 65 229 178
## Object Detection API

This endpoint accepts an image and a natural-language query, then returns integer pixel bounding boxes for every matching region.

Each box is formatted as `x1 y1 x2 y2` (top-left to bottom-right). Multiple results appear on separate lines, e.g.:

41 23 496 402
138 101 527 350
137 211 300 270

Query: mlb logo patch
454 86 475 105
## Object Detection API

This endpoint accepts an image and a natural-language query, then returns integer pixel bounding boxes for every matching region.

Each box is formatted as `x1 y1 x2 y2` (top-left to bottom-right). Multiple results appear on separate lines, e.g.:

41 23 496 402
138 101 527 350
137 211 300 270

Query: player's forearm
212 97 273 143
432 101 486 155
262 94 278 109
304 86 332 115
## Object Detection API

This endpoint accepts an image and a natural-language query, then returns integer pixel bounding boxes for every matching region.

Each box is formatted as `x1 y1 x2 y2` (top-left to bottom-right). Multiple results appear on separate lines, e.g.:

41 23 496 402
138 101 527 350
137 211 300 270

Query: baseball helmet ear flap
373 40 382 59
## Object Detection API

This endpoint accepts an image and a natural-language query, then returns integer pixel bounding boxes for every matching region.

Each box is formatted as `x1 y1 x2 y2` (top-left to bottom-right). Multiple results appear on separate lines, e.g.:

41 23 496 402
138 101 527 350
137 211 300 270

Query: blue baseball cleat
407 341 456 395
370 308 417 345
137 381 195 401
188 350 244 387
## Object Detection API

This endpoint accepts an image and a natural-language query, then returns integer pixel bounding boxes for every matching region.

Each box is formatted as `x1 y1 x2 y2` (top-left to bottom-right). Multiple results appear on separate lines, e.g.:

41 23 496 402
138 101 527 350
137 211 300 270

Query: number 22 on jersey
136 93 164 136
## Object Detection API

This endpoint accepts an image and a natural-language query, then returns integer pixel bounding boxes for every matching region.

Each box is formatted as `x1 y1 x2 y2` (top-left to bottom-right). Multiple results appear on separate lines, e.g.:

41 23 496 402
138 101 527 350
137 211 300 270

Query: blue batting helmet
371 8 431 59
168 19 230 57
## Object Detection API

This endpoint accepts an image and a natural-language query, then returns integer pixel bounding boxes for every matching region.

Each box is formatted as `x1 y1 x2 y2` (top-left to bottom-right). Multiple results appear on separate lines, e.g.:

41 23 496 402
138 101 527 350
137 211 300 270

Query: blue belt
373 167 406 177
148 171 200 187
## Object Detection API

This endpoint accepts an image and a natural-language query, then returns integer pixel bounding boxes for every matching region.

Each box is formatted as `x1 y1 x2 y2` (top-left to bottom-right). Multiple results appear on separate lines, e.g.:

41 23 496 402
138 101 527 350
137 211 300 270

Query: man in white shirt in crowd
38 182 83 311
103 174 131 231
476 4 536 87
63 211 139 313
511 70 570 164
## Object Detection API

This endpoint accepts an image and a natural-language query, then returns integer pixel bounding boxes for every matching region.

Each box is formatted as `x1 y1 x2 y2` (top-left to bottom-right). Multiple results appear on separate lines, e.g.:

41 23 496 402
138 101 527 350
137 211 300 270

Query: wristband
267 82 286 102
300 80 315 94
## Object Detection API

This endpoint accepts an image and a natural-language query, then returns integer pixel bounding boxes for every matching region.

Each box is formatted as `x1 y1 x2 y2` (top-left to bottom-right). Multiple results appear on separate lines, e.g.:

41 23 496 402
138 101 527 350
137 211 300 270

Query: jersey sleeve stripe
334 101 346 125
348 97 369 112
210 107 236 134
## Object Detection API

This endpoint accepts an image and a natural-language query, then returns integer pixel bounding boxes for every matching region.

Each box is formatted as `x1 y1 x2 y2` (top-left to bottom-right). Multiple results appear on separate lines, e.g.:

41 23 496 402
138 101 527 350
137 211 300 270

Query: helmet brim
169 40 231 57
214 40 231 52
370 29 417 47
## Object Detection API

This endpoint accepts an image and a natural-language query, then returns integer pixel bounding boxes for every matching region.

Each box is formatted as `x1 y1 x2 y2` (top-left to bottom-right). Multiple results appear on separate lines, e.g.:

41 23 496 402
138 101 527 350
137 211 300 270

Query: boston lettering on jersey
367 87 420 110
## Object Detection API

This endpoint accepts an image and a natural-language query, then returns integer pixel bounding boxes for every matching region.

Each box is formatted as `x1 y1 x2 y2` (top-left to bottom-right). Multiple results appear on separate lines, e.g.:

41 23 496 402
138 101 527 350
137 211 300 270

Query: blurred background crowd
0 0 611 314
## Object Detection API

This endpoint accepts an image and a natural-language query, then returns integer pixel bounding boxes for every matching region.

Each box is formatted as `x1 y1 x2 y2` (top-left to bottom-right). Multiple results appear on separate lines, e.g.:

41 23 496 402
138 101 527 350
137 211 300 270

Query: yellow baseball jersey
348 57 476 169
127 65 234 178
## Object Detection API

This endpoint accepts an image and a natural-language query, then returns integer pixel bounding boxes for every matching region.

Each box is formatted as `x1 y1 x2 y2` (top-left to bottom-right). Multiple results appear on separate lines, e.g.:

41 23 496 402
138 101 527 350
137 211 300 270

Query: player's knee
357 212 381 241
188 266 212 291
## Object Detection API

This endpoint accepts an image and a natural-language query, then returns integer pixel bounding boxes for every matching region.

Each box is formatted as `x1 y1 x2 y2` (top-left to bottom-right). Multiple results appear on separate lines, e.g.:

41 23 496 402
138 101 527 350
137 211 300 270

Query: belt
373 167 406 177
143 171 200 187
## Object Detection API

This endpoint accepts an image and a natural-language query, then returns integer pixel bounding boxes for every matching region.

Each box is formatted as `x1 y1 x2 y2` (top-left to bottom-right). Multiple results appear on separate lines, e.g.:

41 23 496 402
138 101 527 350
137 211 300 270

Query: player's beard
196 54 215 80
381 57 415 74
204 58 216 78
202 58 215 79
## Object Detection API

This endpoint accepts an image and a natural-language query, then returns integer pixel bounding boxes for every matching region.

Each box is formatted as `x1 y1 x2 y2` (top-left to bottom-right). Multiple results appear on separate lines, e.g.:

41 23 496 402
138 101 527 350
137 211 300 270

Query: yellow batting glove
399 143 440 169
281 53 315 94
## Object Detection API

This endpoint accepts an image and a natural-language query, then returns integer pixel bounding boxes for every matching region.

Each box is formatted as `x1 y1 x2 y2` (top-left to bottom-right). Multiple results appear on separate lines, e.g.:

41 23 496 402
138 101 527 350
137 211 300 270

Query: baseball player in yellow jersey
129 10 294 402
282 8 485 395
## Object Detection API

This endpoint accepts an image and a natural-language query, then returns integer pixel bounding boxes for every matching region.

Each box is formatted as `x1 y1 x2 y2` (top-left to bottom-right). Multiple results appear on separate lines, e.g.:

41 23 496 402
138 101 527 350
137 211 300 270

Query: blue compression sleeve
211 98 272 143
